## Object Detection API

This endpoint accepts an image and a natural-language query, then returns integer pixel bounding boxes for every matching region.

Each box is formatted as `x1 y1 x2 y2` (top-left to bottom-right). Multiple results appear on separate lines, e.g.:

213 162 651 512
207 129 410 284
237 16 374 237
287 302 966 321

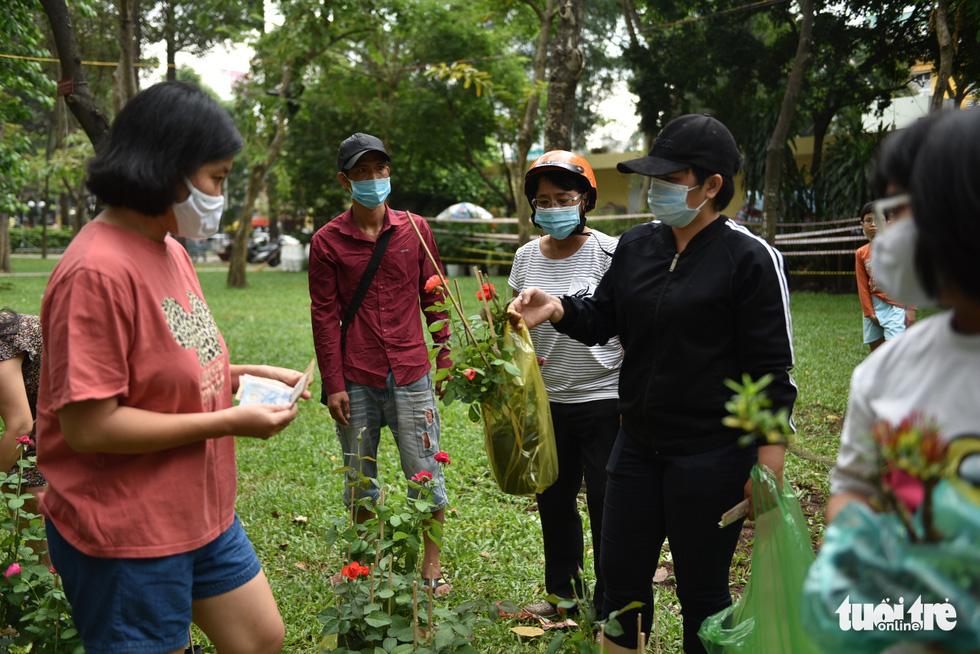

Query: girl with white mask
37 81 311 654
828 108 980 525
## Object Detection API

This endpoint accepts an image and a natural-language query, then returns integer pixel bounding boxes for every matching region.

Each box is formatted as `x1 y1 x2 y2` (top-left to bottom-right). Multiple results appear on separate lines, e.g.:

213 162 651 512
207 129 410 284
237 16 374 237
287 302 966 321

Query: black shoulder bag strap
321 224 393 404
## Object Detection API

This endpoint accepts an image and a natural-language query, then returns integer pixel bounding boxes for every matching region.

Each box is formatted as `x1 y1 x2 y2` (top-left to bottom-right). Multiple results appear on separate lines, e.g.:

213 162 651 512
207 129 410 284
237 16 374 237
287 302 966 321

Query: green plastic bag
800 479 980 654
698 464 822 653
479 320 558 495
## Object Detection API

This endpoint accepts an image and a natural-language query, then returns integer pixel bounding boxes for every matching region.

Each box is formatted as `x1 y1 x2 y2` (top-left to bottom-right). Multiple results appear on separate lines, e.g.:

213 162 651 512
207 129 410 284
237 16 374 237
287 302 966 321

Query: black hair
524 170 591 201
0 310 19 338
869 113 942 198
859 201 874 219
692 166 735 212
85 82 243 216
909 109 980 302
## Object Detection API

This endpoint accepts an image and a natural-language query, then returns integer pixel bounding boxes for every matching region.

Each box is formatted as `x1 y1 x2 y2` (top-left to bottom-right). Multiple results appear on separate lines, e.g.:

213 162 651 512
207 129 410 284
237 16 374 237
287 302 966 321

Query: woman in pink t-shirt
36 81 309 654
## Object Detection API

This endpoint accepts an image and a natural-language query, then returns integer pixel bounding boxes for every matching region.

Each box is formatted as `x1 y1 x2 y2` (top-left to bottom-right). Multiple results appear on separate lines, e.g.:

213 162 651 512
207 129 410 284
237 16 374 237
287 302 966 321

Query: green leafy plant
0 438 81 652
424 271 522 423
318 449 491 653
722 373 794 447
543 596 642 654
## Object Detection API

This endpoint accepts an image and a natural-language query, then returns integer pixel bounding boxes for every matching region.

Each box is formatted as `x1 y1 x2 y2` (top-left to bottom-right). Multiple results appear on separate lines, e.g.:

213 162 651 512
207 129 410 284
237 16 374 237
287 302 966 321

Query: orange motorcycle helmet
524 151 598 219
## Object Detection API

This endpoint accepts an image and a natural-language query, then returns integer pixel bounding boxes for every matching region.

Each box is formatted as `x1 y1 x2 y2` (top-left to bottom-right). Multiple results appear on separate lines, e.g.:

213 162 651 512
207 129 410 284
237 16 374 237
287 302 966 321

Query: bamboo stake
387 553 393 617
636 614 644 654
369 564 375 604
405 211 489 364
599 624 606 653
413 581 419 649
427 563 435 637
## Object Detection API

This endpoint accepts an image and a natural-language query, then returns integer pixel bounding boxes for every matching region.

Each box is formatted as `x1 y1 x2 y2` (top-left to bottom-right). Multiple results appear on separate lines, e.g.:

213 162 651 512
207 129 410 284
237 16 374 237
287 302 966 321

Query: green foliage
10 225 75 250
722 373 794 448
814 110 888 219
318 462 492 653
0 445 80 652
429 277 520 422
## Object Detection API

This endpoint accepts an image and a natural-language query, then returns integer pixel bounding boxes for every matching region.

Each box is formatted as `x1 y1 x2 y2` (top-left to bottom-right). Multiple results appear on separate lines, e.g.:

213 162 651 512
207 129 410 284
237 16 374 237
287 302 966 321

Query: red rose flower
434 451 451 465
412 470 433 483
424 274 442 295
476 283 496 300
464 368 476 381
537 358 546 366
15 435 32 446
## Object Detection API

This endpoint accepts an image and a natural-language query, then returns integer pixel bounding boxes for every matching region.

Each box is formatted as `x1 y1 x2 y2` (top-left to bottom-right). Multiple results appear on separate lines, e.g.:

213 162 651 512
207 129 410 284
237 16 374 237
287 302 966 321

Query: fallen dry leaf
510 626 545 638
292 515 308 524
653 567 669 583
480 551 492 559
294 561 309 571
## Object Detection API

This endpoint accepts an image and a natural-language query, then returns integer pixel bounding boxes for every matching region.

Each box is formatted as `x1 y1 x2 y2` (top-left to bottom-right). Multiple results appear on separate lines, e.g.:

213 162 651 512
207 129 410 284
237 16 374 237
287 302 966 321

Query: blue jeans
46 515 261 654
337 370 448 511
599 430 757 654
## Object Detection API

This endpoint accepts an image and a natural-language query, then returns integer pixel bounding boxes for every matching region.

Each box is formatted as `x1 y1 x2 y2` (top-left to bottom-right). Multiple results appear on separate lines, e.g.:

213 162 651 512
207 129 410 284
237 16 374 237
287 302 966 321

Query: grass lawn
0 256 900 652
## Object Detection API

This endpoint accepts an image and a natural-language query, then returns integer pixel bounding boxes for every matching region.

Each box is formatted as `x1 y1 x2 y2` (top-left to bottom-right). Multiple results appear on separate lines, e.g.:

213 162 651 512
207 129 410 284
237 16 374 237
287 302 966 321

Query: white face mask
172 177 225 239
870 217 936 308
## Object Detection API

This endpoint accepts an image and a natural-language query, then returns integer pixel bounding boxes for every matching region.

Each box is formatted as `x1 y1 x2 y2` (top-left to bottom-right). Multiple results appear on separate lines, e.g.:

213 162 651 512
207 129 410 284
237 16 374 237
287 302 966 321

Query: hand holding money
235 359 315 407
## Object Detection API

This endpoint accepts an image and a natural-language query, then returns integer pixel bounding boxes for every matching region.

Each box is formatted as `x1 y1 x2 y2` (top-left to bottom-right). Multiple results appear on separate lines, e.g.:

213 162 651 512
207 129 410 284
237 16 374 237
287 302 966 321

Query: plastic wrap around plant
479 320 557 496
800 479 980 653
699 464 822 654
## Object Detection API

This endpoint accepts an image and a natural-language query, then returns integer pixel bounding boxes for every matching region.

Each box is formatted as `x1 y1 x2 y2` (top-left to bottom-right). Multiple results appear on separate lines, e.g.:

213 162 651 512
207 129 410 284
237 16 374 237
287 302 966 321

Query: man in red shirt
309 133 453 596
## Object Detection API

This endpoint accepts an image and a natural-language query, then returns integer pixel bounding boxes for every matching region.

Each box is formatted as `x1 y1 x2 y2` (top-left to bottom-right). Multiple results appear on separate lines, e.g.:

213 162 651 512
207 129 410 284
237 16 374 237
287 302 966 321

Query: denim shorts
863 295 908 343
46 514 262 654
337 370 448 511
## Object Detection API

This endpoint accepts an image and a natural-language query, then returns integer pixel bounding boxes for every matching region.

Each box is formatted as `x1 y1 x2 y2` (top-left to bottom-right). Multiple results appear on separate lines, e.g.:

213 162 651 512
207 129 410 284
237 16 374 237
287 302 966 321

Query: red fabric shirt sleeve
309 228 346 397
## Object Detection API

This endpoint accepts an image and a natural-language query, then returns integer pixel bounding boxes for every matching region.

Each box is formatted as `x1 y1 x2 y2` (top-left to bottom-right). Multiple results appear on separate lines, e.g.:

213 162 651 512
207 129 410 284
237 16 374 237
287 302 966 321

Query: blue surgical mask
534 206 582 239
348 177 391 208
647 178 706 228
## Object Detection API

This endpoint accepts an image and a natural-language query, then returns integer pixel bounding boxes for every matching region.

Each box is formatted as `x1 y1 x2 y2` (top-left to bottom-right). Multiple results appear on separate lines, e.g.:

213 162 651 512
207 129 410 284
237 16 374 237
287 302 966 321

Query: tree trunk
166 0 177 82
0 214 10 273
39 0 111 150
931 0 954 112
227 69 295 288
809 110 832 186
113 0 139 115
514 0 557 246
761 0 814 245
543 0 585 152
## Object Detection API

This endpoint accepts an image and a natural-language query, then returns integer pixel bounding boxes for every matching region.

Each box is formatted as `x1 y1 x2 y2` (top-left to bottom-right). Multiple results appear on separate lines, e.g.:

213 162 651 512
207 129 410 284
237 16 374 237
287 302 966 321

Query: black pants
536 399 618 614
600 430 756 654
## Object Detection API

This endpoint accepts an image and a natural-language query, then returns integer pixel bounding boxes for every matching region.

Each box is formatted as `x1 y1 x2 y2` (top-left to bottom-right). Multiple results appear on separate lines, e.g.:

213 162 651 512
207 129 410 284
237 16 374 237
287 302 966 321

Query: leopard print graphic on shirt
162 291 223 367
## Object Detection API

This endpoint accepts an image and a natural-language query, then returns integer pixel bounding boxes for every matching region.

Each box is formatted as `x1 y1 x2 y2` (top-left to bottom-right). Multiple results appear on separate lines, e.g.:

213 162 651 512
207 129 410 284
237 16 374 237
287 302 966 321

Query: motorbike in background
216 234 282 267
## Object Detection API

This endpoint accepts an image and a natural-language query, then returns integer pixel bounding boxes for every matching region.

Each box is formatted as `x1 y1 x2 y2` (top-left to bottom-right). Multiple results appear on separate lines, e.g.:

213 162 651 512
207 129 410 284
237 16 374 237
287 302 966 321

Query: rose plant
0 438 80 652
871 413 948 543
319 448 490 653
408 213 557 496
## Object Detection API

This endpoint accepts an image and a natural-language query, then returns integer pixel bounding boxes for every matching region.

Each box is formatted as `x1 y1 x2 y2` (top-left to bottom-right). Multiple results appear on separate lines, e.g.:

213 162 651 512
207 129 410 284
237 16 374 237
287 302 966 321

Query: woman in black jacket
509 114 797 654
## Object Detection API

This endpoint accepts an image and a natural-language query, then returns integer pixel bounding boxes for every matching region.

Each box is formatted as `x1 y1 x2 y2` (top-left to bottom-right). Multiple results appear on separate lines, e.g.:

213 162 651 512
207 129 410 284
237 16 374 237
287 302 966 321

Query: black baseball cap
337 133 390 172
617 114 742 178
